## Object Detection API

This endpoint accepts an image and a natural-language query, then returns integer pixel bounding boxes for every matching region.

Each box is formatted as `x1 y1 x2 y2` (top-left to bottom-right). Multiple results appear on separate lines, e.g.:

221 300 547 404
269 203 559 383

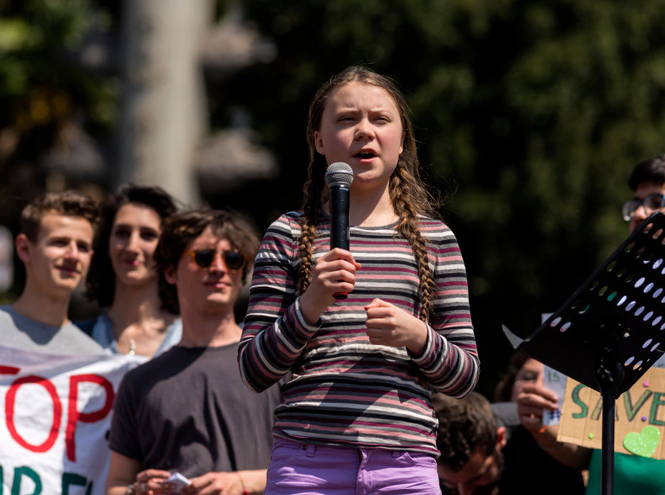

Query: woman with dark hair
78 184 181 357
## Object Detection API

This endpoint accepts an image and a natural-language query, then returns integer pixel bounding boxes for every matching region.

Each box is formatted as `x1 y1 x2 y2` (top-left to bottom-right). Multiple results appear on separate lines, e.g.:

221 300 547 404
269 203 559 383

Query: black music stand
503 212 665 495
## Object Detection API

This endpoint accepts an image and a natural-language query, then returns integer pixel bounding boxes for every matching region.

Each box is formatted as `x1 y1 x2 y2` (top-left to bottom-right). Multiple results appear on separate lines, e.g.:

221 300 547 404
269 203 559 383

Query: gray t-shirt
110 343 282 476
0 305 104 355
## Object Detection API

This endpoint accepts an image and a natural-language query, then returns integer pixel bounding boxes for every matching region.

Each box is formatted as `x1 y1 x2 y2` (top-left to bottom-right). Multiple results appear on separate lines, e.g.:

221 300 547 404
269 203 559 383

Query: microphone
325 162 354 250
325 162 354 299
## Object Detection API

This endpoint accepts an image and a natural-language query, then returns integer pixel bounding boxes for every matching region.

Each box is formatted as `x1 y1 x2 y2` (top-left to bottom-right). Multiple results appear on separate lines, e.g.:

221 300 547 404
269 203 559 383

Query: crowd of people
2 65 664 495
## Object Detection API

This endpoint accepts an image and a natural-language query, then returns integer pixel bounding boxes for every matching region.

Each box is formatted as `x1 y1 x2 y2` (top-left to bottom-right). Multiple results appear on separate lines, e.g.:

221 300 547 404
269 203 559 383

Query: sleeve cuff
291 297 321 337
410 323 436 364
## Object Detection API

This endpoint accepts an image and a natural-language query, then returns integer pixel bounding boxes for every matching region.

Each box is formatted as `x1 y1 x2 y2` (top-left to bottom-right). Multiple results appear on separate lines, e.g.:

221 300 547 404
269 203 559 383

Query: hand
515 382 594 469
299 248 361 323
134 470 172 495
182 472 244 495
365 298 428 355
516 382 559 433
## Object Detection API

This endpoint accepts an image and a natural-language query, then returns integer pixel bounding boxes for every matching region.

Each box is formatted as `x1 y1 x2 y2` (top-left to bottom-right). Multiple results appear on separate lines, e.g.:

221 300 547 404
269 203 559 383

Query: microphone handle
330 185 350 251
330 185 350 299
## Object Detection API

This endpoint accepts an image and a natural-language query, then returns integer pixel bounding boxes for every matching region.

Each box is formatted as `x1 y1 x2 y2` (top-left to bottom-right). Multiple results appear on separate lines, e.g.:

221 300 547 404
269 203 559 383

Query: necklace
128 338 136 355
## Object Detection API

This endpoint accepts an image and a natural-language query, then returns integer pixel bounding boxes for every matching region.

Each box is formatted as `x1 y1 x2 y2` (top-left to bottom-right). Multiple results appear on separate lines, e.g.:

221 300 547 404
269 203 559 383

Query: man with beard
435 391 584 495
435 392 504 495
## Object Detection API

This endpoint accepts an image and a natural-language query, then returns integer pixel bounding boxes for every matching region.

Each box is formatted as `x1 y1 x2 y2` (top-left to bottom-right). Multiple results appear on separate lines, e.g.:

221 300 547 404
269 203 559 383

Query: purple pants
265 439 441 495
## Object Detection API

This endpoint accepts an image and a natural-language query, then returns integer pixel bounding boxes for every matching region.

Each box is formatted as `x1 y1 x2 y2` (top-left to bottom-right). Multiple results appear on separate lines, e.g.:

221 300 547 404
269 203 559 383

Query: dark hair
493 350 532 402
154 208 260 314
20 190 98 242
433 391 499 472
629 154 665 191
299 65 439 321
85 184 177 308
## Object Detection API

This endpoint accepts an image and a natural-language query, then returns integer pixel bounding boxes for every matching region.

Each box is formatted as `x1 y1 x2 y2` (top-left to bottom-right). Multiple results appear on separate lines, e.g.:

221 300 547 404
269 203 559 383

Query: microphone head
325 162 354 188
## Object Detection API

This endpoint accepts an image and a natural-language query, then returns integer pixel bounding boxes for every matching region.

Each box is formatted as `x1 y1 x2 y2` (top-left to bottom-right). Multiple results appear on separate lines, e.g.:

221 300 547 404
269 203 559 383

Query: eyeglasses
185 249 246 271
622 193 665 221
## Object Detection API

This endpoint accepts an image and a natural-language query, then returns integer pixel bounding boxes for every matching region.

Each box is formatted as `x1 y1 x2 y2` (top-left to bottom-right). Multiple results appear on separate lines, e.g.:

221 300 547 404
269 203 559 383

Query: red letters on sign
66 374 115 462
5 375 62 452
1 367 115 460
0 366 20 375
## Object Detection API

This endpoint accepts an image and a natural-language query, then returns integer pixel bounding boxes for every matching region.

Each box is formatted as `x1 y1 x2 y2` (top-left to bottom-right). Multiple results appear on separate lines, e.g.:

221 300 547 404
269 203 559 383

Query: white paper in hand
167 473 191 493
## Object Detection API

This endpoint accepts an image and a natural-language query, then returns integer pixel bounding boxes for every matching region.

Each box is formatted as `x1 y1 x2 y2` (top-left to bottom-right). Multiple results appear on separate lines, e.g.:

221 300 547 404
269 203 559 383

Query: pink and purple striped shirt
238 212 479 456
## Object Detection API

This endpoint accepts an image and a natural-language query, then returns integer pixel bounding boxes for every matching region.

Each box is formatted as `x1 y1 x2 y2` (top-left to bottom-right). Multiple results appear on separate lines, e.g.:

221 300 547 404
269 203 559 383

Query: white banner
0 345 146 495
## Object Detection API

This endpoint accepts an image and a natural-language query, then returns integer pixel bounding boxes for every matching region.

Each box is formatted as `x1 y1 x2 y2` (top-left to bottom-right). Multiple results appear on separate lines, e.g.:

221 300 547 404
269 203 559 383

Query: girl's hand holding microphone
299 248 361 325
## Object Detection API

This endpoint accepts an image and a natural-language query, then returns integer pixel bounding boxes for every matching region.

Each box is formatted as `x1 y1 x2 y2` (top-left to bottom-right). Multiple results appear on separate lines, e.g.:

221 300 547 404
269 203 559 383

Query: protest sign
558 366 665 459
0 345 145 494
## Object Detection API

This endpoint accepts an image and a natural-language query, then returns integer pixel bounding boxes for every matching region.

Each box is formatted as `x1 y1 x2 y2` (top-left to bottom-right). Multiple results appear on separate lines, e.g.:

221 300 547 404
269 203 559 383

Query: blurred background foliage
0 0 117 237
3 0 665 395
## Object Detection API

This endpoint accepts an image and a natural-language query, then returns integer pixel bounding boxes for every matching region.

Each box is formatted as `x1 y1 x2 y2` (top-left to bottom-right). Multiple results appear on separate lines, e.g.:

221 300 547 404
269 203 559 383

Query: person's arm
106 451 142 495
182 469 266 495
517 382 592 470
107 371 173 495
406 224 480 398
232 470 266 495
105 452 171 495
238 214 359 392
238 214 313 393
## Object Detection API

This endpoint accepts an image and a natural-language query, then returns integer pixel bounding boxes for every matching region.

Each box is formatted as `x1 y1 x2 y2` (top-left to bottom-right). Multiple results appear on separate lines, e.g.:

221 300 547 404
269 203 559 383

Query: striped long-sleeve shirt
238 211 479 456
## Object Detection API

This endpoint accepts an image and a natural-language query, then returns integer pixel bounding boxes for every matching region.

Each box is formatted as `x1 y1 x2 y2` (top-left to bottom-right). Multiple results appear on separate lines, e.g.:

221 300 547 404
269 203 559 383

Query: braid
391 162 436 322
298 163 325 294
298 219 316 294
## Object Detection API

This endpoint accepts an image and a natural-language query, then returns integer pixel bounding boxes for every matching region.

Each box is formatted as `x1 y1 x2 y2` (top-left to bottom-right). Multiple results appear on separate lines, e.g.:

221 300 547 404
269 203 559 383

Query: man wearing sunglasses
105 208 282 495
517 153 665 495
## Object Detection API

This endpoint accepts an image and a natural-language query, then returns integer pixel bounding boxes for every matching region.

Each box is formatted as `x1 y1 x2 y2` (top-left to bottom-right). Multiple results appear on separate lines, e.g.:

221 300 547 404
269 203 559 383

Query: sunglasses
185 249 246 271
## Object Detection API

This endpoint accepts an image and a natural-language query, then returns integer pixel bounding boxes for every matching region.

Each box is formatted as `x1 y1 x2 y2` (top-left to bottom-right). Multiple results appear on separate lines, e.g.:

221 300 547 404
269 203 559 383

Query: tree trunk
116 0 212 204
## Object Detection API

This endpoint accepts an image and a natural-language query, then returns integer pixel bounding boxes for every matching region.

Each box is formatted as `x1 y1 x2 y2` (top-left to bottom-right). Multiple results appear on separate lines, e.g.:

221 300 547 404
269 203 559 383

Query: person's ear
15 234 31 264
314 131 325 155
496 426 507 449
164 264 178 285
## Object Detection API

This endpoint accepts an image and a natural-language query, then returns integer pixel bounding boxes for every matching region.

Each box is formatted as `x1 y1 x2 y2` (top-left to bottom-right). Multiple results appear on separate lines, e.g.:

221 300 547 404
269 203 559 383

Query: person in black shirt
105 209 281 495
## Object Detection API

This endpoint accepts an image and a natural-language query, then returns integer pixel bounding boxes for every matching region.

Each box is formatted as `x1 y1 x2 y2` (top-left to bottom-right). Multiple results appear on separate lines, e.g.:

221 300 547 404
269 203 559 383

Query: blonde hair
300 66 439 321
